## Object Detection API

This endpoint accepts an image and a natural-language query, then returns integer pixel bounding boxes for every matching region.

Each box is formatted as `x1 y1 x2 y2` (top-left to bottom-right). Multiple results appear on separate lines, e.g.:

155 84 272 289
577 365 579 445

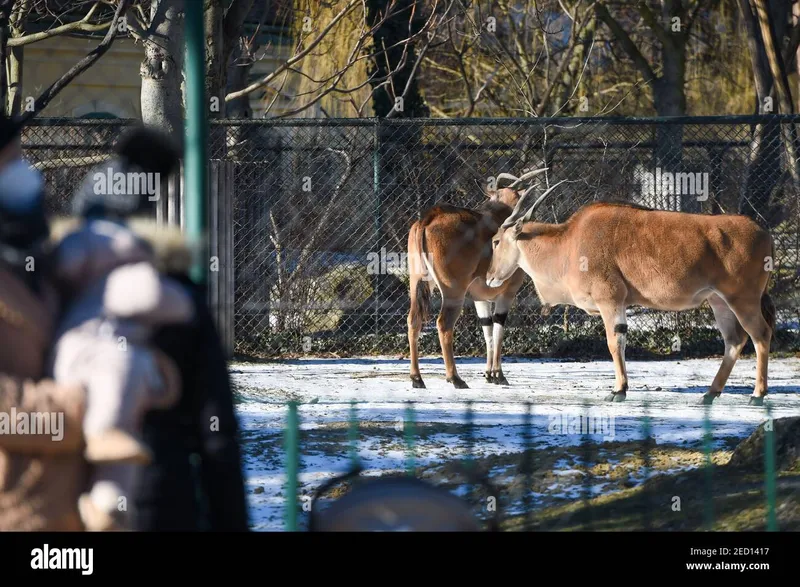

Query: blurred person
0 113 88 531
63 125 250 531
45 155 196 531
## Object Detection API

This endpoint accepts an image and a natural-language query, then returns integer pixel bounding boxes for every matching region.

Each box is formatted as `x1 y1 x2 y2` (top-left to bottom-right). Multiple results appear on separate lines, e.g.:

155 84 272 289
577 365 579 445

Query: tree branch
684 0 706 38
224 0 361 102
17 0 131 124
7 1 110 47
594 2 655 82
222 0 255 68
636 1 672 48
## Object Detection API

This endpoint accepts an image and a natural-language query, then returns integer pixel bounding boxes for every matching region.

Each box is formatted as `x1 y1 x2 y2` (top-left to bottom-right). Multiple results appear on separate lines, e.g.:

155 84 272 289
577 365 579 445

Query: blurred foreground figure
89 125 250 531
0 113 88 531
46 131 197 531
309 473 485 532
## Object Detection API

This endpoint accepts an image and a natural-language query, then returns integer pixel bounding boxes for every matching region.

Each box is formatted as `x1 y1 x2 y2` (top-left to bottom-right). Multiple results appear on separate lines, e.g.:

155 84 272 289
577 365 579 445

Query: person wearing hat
0 113 89 531
52 124 250 531
43 126 196 532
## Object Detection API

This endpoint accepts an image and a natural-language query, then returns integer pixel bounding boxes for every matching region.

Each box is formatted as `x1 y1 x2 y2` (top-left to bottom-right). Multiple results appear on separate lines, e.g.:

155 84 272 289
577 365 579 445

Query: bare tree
737 0 800 226
421 1 598 118
1 0 132 119
594 1 710 211
223 0 447 119
122 0 184 137
204 0 255 119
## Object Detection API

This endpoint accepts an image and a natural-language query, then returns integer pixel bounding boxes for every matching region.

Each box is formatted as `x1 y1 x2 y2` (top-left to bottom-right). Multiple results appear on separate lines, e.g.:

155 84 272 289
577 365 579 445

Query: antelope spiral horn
502 179 568 228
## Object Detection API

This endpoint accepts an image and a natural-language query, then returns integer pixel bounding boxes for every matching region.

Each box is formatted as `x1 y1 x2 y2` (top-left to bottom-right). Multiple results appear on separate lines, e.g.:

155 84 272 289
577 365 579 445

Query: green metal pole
764 405 777 531
464 401 475 501
404 401 416 476
522 401 533 532
372 121 380 335
641 396 652 531
284 401 299 531
580 399 593 531
464 401 474 470
702 403 714 531
184 0 207 285
348 400 360 469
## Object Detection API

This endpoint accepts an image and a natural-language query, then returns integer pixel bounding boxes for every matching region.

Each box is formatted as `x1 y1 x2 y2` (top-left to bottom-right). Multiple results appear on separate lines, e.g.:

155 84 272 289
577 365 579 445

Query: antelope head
485 179 567 287
487 166 549 208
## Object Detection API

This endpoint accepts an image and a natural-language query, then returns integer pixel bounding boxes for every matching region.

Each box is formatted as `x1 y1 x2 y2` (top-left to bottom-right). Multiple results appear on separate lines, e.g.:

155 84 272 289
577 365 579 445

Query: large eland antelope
407 167 549 389
485 184 775 405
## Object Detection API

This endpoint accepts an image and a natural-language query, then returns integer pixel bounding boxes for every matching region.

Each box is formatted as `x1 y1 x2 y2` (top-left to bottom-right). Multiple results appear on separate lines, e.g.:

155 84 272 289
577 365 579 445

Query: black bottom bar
3 531 794 579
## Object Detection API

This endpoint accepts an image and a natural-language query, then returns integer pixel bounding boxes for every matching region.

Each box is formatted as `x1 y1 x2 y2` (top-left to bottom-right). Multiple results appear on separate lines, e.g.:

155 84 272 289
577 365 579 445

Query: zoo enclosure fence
279 398 786 532
23 115 800 358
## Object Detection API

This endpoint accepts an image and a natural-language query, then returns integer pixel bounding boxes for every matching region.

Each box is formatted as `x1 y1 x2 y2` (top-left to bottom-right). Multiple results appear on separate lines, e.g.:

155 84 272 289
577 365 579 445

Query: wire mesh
23 116 800 358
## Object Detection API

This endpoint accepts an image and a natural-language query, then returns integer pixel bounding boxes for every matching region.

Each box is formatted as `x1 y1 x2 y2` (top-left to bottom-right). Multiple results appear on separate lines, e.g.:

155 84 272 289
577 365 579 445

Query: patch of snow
232 356 800 530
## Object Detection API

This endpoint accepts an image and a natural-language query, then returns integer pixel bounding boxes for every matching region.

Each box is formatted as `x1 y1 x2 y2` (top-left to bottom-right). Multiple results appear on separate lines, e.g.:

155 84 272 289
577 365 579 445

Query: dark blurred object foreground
308 465 497 532
131 269 250 531
97 125 251 531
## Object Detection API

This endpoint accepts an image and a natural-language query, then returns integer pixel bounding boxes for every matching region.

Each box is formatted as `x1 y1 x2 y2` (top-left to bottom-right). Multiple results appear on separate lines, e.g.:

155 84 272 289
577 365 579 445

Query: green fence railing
280 399 784 532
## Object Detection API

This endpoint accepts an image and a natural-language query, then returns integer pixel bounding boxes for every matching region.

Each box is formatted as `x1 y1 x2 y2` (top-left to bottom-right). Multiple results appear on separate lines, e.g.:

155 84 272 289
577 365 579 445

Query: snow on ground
231 355 800 530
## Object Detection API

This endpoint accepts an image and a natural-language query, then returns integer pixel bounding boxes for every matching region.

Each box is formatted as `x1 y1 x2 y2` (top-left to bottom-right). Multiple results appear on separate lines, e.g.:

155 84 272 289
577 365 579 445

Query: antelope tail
410 223 432 325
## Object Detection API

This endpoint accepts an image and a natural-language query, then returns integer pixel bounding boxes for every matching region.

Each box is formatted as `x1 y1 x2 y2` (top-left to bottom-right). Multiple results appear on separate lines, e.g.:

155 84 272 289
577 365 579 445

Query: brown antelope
406 167 549 389
485 184 776 405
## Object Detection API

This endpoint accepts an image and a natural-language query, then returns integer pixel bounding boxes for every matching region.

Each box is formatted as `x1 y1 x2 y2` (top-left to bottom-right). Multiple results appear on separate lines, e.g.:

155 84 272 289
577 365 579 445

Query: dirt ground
232 356 800 530
241 417 799 531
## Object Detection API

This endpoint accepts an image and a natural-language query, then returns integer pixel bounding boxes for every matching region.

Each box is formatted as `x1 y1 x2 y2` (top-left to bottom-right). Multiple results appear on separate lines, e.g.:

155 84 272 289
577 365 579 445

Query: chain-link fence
23 116 800 359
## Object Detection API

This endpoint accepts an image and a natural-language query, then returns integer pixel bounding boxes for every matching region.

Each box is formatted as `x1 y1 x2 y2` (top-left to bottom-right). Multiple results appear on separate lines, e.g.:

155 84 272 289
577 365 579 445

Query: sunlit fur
407 186 529 389
486 201 775 404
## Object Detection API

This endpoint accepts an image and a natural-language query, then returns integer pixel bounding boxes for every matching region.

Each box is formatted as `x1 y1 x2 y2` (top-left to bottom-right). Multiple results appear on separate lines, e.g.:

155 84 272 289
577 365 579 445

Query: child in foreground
46 127 194 531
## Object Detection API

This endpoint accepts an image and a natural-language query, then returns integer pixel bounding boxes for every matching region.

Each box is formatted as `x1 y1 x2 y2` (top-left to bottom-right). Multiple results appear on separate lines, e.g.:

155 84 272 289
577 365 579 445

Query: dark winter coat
130 268 250 531
48 215 252 531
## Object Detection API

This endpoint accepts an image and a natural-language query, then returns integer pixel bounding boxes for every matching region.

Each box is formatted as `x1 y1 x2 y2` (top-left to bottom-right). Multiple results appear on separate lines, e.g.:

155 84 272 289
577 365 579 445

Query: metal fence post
764 404 777 531
404 401 416 475
284 401 299 531
521 401 533 531
702 403 714 530
183 0 207 286
641 396 652 531
348 399 360 469
373 119 382 335
463 400 475 501
580 399 593 531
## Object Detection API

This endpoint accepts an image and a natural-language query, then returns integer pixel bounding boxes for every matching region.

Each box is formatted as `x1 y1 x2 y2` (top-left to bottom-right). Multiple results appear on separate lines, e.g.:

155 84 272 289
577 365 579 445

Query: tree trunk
140 0 185 139
0 0 11 115
653 38 688 210
754 0 799 191
227 48 252 120
738 0 793 226
6 40 21 116
204 0 224 118
366 0 429 118
6 0 26 117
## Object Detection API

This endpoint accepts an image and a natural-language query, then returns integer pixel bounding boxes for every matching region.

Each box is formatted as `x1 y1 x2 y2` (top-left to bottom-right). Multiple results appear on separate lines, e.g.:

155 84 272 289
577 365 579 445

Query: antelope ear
512 218 525 238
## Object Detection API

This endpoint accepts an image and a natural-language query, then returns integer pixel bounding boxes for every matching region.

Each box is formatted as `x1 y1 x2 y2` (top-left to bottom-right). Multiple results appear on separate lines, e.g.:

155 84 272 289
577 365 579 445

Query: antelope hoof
484 371 493 383
748 395 765 407
700 392 720 406
447 376 469 389
411 376 426 389
605 390 626 402
492 372 510 386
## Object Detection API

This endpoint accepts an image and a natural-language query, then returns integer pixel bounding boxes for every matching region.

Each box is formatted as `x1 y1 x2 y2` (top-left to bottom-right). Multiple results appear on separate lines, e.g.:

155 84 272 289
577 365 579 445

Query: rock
253 486 265 494
728 416 800 472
